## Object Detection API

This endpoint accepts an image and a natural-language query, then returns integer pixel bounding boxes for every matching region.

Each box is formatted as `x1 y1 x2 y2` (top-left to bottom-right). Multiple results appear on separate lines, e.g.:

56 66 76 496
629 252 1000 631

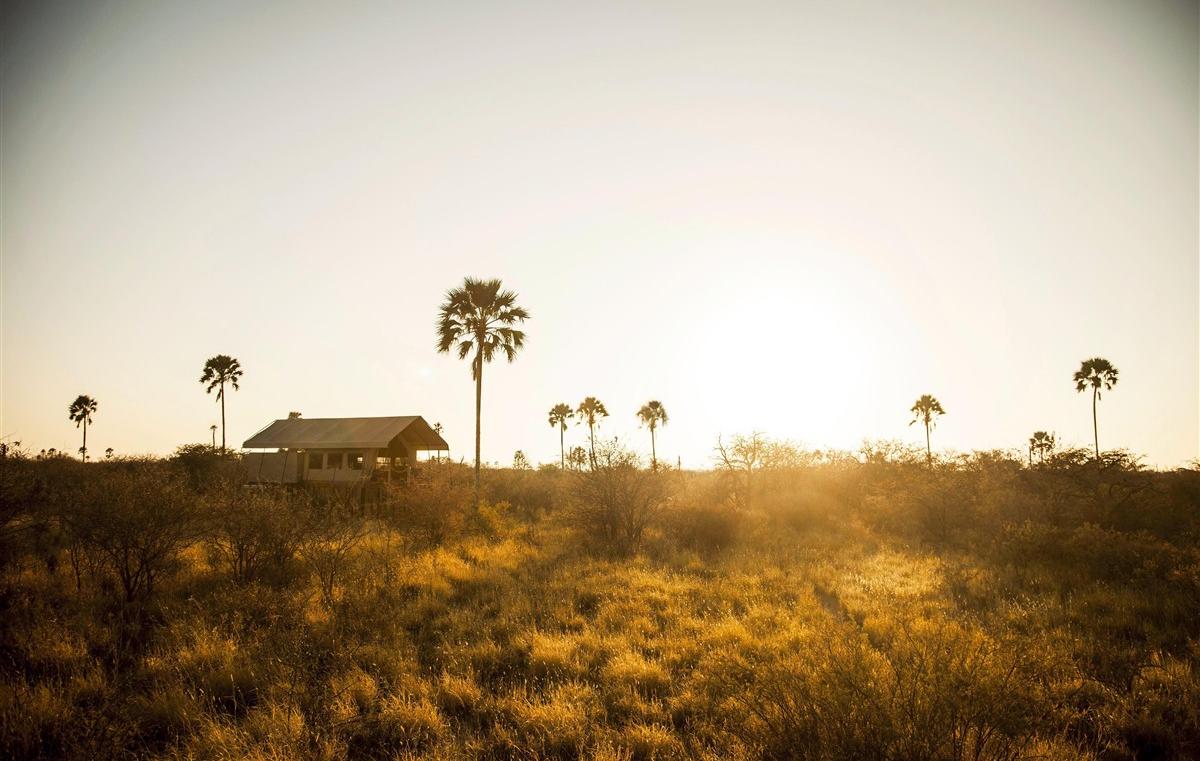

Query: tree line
48 276 1123 484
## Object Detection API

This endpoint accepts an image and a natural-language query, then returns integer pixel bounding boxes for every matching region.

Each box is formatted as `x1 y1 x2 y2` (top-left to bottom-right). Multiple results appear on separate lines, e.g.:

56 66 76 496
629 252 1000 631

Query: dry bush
296 505 370 610
486 465 565 518
207 485 305 585
64 462 203 606
388 463 472 548
661 472 744 556
170 443 242 493
571 443 671 556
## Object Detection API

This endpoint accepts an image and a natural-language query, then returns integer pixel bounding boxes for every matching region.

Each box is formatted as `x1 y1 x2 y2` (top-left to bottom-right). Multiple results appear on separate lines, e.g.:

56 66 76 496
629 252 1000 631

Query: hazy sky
2 0 1197 467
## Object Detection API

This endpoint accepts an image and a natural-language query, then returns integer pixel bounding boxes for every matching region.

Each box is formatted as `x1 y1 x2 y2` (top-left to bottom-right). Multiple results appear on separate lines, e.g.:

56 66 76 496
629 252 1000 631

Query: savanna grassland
2 441 1198 760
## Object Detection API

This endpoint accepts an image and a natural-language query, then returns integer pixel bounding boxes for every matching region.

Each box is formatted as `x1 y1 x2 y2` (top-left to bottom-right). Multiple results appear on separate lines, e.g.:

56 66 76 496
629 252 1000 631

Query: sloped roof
242 416 448 450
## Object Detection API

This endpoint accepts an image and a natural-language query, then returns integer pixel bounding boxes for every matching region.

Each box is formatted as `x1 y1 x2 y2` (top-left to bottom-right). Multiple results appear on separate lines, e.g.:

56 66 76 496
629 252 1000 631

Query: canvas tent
241 415 448 484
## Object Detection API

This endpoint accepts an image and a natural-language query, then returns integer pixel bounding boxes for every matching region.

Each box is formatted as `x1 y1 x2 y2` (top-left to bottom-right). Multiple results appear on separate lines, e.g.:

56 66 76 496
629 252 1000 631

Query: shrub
664 502 741 556
296 505 369 610
64 463 203 606
207 485 304 584
388 463 471 548
571 443 670 556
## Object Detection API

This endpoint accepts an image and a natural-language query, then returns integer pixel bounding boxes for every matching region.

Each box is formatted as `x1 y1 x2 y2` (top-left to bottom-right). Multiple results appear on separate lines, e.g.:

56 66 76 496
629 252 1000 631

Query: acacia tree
436 277 529 500
548 403 573 468
200 355 243 451
68 395 97 462
1073 357 1118 460
576 396 609 466
637 400 669 470
909 394 946 466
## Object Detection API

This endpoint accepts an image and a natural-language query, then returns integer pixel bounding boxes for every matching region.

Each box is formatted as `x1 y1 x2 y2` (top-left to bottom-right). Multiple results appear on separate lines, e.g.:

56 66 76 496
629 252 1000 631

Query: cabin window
349 453 364 470
327 452 344 469
308 452 323 469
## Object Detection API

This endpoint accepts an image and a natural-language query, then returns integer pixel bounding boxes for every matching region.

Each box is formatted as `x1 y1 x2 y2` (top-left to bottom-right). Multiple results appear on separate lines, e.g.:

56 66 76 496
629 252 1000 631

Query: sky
2 0 1197 468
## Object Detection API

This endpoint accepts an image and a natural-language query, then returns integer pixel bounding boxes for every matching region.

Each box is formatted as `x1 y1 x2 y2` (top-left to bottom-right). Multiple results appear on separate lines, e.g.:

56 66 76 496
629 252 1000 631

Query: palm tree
68 395 97 461
1074 357 1118 460
909 394 945 466
548 403 573 468
636 400 669 470
200 355 243 451
576 397 608 466
209 424 218 450
436 277 529 499
1030 430 1055 464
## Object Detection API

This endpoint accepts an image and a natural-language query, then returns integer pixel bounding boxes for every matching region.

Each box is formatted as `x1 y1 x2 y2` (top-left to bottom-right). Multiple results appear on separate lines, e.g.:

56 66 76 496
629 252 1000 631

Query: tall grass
0 443 1197 759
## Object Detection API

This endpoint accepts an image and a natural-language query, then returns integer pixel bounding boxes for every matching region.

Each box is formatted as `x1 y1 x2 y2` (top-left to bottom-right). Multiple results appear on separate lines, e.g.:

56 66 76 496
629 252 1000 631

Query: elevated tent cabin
241 415 448 485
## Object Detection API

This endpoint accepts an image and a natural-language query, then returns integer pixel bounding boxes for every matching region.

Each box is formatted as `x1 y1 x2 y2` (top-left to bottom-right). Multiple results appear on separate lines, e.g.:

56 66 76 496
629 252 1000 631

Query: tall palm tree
909 394 945 466
576 397 608 466
200 355 243 451
548 403 573 468
209 424 218 450
68 395 97 461
636 400 669 470
1074 357 1118 460
1030 430 1055 464
436 277 529 499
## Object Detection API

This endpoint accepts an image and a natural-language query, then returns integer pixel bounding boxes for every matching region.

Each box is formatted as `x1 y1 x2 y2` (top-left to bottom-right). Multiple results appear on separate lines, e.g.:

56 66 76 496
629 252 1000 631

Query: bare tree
715 433 767 509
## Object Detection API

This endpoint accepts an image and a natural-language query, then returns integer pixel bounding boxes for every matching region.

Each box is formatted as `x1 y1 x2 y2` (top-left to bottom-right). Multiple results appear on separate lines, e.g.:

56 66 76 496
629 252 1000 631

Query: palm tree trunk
588 423 595 467
559 426 565 469
474 349 483 505
925 420 931 466
82 419 87 462
1092 388 1099 461
650 427 657 470
220 380 227 451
